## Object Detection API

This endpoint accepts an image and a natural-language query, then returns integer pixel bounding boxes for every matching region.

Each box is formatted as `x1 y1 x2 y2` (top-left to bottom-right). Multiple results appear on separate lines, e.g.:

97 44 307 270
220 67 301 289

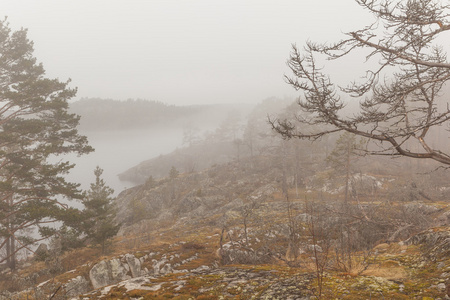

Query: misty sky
3 1 372 105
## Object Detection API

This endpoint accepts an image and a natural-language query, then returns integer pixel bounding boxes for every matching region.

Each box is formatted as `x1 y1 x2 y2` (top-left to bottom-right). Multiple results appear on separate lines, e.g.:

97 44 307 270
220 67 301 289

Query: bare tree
304 200 331 299
271 0 450 165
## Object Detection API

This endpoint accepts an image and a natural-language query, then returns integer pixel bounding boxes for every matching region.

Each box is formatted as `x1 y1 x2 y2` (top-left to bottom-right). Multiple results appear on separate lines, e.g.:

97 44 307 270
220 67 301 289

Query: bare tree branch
271 0 450 165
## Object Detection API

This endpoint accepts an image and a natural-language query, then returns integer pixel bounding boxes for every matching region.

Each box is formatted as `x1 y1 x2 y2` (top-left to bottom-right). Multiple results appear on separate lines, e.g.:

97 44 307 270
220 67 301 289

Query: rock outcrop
64 276 90 297
89 258 131 290
124 254 141 278
406 227 450 260
65 250 196 294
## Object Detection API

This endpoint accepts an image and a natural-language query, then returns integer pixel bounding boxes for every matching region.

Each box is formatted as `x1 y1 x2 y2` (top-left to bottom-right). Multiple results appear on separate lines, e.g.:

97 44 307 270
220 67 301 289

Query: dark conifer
0 19 93 269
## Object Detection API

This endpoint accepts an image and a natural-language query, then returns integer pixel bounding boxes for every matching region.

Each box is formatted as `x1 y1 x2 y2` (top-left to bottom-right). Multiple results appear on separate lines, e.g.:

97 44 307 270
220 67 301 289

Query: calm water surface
62 128 182 197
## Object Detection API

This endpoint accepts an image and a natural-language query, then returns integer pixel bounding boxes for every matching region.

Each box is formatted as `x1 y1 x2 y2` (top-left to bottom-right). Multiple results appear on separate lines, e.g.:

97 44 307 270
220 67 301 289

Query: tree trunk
344 139 351 205
10 235 16 270
6 195 16 270
5 236 11 269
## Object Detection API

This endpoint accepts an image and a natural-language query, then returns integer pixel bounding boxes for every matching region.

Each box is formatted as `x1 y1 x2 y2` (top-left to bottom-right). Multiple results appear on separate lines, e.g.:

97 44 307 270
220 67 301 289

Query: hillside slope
5 154 450 299
117 141 239 185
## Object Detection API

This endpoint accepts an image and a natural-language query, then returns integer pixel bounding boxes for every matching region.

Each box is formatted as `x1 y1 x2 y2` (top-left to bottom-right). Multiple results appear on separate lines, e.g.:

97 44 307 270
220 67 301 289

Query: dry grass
60 247 101 271
362 263 408 281
6 175 450 299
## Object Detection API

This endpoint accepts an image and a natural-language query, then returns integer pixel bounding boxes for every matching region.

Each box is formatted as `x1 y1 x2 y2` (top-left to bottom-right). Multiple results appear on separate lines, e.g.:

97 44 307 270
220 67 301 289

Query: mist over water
63 128 183 197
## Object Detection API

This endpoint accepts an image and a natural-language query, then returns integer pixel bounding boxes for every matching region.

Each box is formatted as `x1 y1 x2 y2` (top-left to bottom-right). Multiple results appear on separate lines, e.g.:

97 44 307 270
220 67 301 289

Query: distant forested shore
69 98 250 131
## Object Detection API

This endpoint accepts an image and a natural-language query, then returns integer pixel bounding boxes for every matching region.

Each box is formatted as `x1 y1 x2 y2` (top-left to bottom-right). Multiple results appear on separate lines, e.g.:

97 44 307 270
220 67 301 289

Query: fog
2 1 438 201
0 2 375 194
2 1 372 106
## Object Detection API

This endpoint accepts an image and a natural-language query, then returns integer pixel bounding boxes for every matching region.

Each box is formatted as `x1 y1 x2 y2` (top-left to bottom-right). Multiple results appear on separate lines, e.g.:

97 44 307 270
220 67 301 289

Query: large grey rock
125 254 141 278
89 258 131 290
64 275 90 297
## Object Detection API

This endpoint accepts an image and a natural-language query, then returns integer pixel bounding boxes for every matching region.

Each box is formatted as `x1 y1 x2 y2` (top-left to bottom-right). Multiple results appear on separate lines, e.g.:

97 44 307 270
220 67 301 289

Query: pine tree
169 166 179 180
326 132 364 203
82 166 119 254
0 19 93 269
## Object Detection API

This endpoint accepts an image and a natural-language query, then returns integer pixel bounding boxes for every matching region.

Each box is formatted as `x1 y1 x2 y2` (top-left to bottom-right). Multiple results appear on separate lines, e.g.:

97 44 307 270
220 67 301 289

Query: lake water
62 128 183 197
